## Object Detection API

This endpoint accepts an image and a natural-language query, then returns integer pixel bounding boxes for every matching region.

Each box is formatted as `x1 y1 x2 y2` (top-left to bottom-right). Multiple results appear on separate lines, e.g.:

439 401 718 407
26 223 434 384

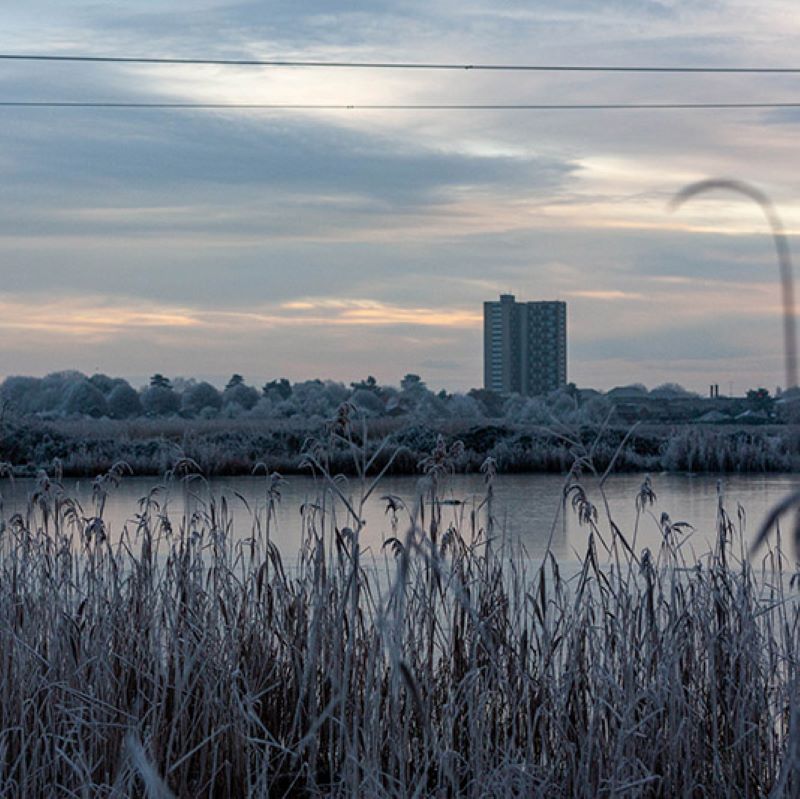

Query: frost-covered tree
149 374 172 390
350 388 384 415
37 372 86 414
170 377 195 394
142 384 180 416
182 381 223 416
89 373 116 395
262 379 292 400
223 382 259 412
291 380 339 418
0 372 85 415
399 374 435 414
248 397 275 419
107 382 143 419
0 376 43 414
548 388 580 420
401 373 426 393
325 381 350 406
351 375 379 394
63 380 108 418
504 394 551 424
411 392 448 421
225 374 245 390
445 393 484 421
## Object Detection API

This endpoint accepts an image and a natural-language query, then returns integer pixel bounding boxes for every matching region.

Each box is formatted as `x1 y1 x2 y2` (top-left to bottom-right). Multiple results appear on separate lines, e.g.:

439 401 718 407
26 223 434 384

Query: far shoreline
1 415 797 478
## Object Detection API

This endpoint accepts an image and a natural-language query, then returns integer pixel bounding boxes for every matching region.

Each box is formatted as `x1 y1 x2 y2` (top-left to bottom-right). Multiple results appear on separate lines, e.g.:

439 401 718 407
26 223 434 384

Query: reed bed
5 415 800 478
1 439 799 797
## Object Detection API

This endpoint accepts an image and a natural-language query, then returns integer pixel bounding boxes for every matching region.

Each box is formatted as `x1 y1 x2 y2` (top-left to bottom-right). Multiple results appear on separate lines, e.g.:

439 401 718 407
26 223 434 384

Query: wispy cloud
2 1 800 390
567 290 645 300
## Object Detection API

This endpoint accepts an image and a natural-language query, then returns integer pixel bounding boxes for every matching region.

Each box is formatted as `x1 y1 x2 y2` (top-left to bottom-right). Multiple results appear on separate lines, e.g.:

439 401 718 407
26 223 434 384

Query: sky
1 1 800 393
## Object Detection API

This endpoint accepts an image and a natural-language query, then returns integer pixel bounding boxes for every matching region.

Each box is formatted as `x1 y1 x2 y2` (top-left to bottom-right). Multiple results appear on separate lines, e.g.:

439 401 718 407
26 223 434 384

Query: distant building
483 294 567 395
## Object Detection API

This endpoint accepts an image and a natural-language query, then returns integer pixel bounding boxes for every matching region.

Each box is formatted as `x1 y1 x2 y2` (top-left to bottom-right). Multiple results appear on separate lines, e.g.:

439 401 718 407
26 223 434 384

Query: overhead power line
2 53 800 73
0 101 799 110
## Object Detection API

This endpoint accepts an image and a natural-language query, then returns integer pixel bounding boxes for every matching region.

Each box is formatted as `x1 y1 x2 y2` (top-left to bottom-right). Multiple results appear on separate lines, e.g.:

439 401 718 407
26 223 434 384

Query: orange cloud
0 295 483 342
276 298 481 327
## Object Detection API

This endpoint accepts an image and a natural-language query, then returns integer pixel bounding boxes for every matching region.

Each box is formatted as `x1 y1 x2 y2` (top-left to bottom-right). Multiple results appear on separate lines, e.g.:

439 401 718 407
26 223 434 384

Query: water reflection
1 471 797 563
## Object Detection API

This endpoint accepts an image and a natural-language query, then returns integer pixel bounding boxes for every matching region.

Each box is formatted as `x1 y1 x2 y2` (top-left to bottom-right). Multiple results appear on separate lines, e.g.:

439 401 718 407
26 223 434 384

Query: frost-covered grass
2 414 799 477
1 439 800 797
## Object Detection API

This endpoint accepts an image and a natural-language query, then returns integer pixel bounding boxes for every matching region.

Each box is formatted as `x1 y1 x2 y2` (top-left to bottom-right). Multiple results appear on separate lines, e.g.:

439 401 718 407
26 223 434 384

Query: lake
3 470 798 563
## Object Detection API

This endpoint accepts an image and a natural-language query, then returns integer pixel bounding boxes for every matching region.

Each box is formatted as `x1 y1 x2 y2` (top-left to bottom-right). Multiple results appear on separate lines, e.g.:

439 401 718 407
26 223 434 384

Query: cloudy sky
2 1 800 392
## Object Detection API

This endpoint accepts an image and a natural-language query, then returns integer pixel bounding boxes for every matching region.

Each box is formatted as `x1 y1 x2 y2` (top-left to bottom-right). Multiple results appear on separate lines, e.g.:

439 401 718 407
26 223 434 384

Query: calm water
3 471 798 562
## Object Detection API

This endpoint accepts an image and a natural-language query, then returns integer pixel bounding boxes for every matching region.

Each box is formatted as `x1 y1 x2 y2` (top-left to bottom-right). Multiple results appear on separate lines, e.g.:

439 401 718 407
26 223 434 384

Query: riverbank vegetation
2 371 796 477
0 438 798 796
0 413 798 477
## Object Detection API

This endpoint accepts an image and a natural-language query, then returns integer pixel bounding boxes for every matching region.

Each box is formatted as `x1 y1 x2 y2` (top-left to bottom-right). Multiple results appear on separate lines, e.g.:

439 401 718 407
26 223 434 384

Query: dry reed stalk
0 435 798 796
